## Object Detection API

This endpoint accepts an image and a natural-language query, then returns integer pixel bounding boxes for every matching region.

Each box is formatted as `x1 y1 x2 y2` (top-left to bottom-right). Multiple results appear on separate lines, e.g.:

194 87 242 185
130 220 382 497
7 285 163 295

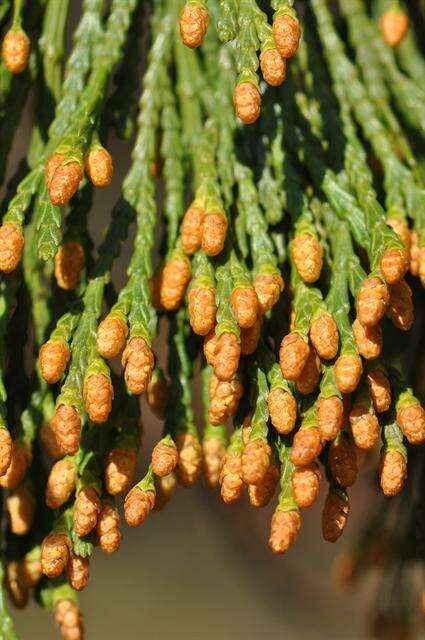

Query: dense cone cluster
0 0 424 638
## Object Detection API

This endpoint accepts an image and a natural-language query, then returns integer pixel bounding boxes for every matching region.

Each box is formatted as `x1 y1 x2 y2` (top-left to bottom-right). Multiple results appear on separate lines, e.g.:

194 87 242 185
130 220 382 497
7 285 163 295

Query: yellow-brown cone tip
124 486 155 527
54 242 84 291
379 10 409 47
233 82 261 125
269 510 301 554
379 450 407 496
84 148 113 187
179 3 209 49
2 29 29 74
272 14 301 59
260 48 286 86
0 223 24 273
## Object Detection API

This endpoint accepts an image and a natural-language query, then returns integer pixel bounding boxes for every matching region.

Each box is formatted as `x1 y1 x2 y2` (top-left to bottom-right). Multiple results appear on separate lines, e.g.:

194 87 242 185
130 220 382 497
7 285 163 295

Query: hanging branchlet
269 443 301 554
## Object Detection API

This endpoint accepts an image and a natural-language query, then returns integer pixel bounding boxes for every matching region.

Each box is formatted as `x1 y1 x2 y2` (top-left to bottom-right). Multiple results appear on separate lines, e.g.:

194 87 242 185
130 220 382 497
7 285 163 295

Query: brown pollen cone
103 448 137 493
55 600 84 640
272 14 301 58
366 369 391 413
122 336 154 395
317 396 344 442
248 462 280 507
73 487 102 537
7 485 35 535
66 555 89 592
357 277 389 326
291 427 322 467
54 242 84 290
219 453 243 504
334 355 363 394
328 437 358 487
208 375 243 425
48 159 83 206
201 212 228 256
291 234 323 283
0 428 12 476
159 256 191 310
296 348 321 395
254 272 283 314
203 329 217 366
240 315 262 355
124 486 155 526
151 441 178 477
179 3 209 48
147 375 168 419
233 81 261 125
397 404 425 444
45 153 63 187
39 339 70 384
96 502 122 554
176 432 202 486
269 510 301 554
181 205 204 255
52 404 81 455
40 422 66 459
241 439 271 485
45 458 76 509
352 317 383 360
41 533 71 578
188 285 216 335
322 489 349 543
386 217 411 249
388 280 414 331
380 247 409 285
0 442 31 490
268 387 297 434
84 147 113 187
279 333 310 381
96 315 128 359
2 29 29 74
202 438 226 489
214 332 241 381
379 450 407 496
310 313 338 360
5 562 28 609
83 373 114 423
379 10 409 47
292 462 321 509
349 404 380 451
0 223 24 273
260 47 286 86
231 287 258 329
